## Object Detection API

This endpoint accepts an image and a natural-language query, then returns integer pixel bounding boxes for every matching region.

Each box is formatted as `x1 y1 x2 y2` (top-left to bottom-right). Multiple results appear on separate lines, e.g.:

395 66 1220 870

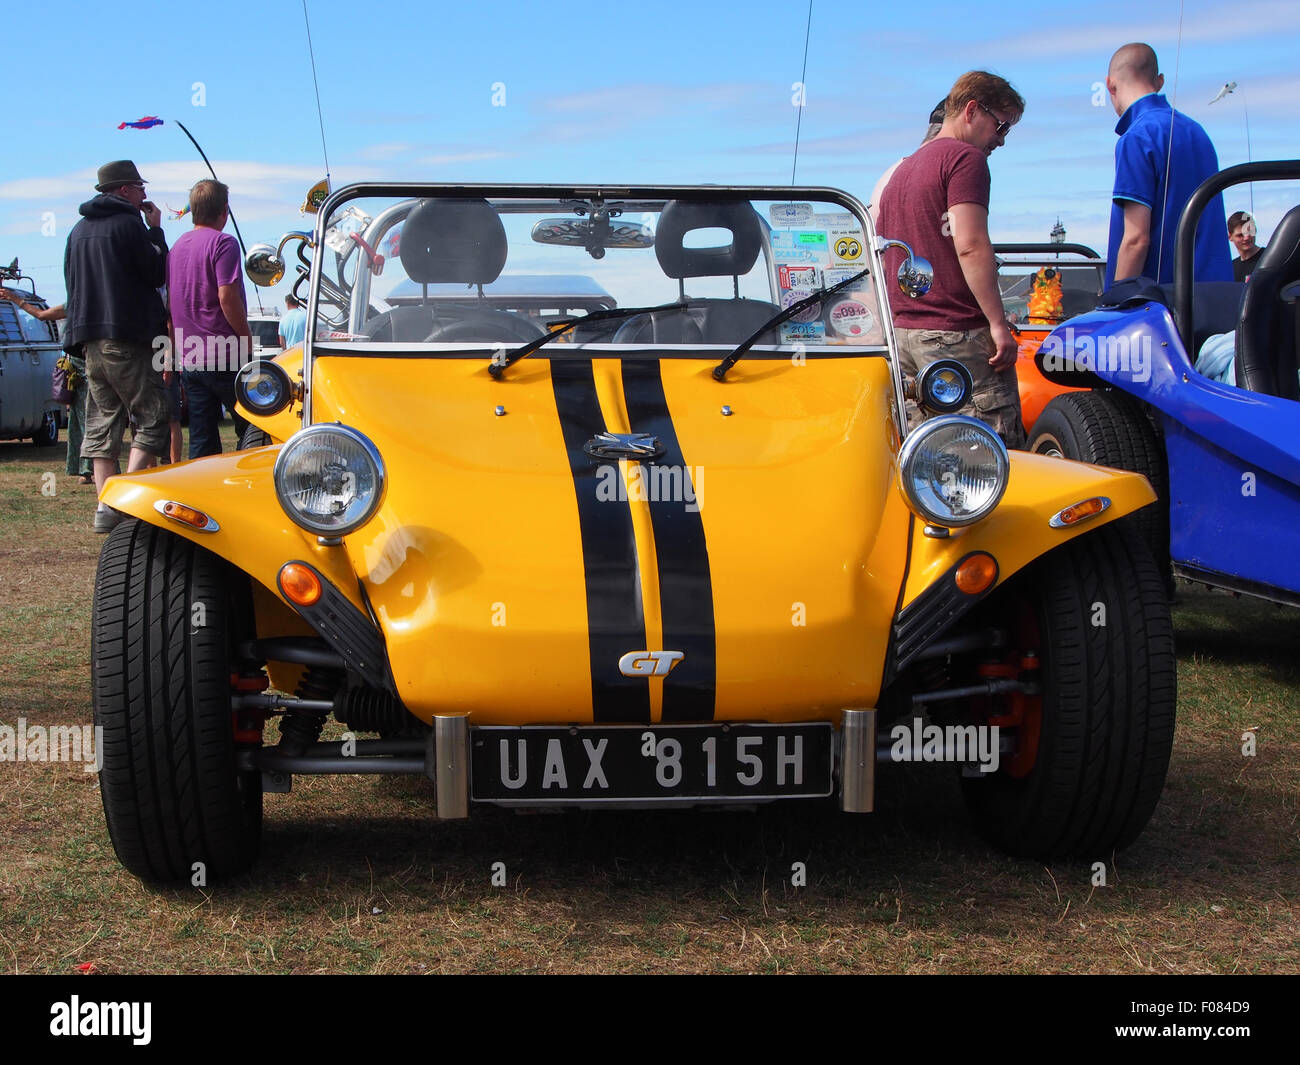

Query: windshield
307 186 885 353
996 247 1106 327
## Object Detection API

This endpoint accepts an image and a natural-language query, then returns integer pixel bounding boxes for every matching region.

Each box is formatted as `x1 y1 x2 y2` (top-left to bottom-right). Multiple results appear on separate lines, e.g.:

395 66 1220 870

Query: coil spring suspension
277 663 345 755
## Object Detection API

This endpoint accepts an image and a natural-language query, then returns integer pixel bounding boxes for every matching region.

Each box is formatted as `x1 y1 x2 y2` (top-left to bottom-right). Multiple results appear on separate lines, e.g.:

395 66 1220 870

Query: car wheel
961 525 1176 859
1028 389 1170 582
93 520 262 882
31 410 59 447
239 424 271 449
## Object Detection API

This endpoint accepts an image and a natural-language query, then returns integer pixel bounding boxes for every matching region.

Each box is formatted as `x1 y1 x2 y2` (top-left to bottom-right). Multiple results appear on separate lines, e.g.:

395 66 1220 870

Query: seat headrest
654 201 763 280
1235 203 1300 397
398 198 507 285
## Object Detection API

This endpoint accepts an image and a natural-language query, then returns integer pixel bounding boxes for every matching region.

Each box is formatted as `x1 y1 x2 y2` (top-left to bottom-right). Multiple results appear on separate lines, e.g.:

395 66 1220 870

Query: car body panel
100 451 370 619
899 452 1158 608
109 344 1159 727
1036 295 1300 597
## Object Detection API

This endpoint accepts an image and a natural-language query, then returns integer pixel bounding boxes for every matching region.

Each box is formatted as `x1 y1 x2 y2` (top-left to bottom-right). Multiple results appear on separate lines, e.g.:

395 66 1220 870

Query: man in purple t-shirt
877 71 1026 447
167 179 252 457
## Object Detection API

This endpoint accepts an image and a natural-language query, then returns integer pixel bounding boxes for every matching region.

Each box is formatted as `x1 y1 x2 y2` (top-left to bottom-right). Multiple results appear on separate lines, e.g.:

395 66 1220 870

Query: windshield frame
301 182 905 435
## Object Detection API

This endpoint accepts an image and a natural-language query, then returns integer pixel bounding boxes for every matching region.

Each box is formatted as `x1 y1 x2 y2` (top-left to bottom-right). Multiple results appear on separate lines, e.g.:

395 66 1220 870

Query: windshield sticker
769 203 814 225
780 287 822 324
771 230 828 262
779 264 820 292
827 298 874 339
823 266 864 287
831 231 865 262
781 321 827 343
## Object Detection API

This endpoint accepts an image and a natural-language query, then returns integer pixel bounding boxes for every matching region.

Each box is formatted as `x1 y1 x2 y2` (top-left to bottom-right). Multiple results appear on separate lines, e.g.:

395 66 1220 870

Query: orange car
997 244 1106 430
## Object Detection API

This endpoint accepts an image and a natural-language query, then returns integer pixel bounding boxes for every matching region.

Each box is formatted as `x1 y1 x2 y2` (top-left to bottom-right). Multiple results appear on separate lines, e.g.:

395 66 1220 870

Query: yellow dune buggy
92 184 1174 881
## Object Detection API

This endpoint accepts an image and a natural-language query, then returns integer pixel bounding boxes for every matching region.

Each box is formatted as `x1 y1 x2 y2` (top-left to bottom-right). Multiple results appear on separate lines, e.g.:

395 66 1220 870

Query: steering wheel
422 312 546 344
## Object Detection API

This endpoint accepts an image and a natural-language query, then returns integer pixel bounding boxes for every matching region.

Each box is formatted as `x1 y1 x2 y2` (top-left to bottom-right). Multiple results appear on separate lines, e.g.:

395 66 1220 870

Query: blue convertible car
1028 161 1300 606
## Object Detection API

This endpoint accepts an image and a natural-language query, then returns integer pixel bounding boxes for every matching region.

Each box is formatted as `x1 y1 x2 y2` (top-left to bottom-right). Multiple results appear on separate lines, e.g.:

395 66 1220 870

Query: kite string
1156 0 1184 281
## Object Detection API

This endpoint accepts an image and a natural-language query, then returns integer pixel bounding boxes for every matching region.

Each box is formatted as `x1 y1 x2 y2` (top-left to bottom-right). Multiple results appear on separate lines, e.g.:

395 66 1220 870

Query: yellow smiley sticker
834 237 862 261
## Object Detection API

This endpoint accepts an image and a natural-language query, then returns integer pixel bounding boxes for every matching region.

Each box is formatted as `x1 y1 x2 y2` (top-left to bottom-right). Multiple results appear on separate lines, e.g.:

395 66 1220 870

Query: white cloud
978 0 1300 57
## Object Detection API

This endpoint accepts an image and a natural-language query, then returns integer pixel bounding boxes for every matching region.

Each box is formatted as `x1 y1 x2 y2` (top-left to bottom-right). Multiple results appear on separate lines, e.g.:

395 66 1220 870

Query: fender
899 450 1157 608
1037 303 1300 487
99 447 367 617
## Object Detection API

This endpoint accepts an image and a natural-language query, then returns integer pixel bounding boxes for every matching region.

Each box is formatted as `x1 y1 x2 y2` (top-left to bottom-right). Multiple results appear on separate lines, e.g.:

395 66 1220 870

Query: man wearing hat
63 160 171 532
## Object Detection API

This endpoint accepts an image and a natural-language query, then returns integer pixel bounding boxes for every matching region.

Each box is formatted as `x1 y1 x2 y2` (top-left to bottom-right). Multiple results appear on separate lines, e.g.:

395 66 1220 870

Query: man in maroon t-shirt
167 178 252 457
877 71 1026 447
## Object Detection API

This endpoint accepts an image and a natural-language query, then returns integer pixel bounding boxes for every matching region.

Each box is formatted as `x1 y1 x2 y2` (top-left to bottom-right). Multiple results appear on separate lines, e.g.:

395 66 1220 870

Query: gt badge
618 650 685 677
584 432 664 461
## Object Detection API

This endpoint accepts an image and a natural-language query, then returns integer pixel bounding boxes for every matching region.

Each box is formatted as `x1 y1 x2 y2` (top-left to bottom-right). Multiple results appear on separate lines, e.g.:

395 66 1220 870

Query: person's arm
128 200 168 290
212 234 252 355
219 284 251 343
1112 200 1152 281
948 201 1017 370
0 289 66 320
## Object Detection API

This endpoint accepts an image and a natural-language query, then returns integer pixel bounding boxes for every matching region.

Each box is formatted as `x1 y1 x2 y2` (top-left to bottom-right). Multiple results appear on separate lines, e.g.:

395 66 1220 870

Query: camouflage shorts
81 337 171 460
895 326 1026 449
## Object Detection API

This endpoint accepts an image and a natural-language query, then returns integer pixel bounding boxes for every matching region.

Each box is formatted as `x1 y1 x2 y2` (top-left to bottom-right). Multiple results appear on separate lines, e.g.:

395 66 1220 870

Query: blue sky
3 0 1296 308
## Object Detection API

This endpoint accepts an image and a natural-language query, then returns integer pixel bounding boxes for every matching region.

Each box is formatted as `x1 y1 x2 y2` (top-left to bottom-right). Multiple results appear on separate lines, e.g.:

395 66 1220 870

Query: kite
166 203 190 220
1208 82 1237 105
117 116 164 130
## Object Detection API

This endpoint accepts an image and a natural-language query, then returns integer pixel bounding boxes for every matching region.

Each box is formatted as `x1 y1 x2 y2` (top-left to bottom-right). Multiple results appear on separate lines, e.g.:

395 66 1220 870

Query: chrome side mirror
875 237 934 299
245 231 315 288
245 243 285 287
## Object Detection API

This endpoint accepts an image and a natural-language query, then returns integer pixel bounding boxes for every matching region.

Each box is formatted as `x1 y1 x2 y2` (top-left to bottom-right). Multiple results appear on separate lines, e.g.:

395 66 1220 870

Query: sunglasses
978 103 1012 137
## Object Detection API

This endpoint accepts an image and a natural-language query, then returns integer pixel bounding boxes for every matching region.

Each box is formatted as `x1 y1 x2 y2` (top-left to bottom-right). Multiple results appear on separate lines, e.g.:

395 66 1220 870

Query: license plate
470 723 834 803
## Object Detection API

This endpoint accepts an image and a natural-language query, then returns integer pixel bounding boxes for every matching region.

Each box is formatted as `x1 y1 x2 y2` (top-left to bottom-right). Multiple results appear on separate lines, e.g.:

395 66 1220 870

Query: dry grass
1 429 1297 974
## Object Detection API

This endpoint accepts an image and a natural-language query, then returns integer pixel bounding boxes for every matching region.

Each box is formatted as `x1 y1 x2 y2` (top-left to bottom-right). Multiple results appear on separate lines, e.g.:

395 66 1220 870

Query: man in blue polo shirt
1104 42 1232 289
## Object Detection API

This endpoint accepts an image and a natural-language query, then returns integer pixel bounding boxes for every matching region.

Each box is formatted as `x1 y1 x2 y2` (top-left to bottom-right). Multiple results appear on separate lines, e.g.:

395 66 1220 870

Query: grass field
1 429 1297 974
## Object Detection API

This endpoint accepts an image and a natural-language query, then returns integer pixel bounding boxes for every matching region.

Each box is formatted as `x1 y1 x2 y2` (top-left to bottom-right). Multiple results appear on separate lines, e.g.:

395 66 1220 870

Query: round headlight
916 359 973 414
273 424 385 536
235 359 294 416
898 416 1009 527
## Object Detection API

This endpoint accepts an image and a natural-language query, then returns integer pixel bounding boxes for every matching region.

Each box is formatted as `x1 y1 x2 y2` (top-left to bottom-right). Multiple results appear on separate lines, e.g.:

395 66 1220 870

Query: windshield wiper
712 267 870 381
488 299 693 378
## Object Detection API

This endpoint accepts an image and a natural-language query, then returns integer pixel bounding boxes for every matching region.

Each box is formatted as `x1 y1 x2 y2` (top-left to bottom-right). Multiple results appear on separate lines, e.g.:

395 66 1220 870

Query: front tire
961 525 1176 859
238 424 271 449
1028 389 1169 580
92 520 262 882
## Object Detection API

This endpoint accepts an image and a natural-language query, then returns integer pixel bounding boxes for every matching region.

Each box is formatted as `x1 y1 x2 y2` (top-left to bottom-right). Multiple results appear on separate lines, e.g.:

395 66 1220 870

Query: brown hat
95 160 147 191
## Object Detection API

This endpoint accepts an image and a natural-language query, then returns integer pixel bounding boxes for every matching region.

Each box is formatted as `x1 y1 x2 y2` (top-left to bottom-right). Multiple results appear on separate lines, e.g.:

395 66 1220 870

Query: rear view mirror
532 217 654 259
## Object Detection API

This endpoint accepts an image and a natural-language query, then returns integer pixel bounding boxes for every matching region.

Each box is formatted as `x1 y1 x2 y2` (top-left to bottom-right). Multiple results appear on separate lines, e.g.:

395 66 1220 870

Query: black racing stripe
551 360 651 723
621 361 716 722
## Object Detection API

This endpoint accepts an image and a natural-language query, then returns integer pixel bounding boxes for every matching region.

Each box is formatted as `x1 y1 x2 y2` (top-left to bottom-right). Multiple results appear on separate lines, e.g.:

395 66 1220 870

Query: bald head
1107 43 1163 116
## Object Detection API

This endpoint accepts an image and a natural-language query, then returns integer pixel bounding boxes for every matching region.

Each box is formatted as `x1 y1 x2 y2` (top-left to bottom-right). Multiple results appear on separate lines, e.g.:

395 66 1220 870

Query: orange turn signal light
955 553 998 595
1050 496 1111 528
279 563 322 607
162 502 213 529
